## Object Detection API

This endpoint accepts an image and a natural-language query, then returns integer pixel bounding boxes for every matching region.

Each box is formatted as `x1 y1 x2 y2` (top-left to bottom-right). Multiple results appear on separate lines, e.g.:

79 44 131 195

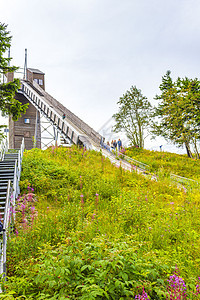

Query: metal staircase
0 139 24 279
0 158 15 222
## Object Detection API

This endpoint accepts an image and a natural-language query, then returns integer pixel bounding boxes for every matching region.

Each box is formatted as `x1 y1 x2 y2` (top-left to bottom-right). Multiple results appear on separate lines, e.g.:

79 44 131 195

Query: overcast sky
1 0 200 152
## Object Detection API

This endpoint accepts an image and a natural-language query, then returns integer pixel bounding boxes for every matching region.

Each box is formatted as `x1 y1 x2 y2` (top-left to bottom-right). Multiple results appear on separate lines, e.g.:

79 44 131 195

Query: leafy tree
113 86 152 148
0 23 28 124
152 71 200 158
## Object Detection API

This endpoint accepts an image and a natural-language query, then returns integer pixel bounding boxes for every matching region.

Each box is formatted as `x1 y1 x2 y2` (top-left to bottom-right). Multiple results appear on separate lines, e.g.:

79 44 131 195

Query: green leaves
5 146 200 299
0 23 28 120
153 71 200 158
113 86 152 148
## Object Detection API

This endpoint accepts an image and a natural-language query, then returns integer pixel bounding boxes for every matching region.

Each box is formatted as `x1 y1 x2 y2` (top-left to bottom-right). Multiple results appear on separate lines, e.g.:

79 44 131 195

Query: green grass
3 146 200 299
125 146 200 181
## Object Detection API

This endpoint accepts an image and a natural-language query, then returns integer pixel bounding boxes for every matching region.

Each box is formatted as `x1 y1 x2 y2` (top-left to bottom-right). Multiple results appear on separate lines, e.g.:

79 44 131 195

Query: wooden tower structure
9 68 45 150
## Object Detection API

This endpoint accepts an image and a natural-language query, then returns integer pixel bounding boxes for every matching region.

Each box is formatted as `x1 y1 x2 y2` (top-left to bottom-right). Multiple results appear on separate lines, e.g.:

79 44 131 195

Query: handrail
19 82 82 145
19 81 102 148
12 161 18 207
1 180 11 279
0 139 8 161
170 173 199 187
0 138 25 281
121 153 150 171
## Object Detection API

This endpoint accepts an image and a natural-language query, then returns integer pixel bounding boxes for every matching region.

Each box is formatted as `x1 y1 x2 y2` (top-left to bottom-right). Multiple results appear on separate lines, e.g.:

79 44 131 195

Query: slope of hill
125 147 200 181
4 146 200 299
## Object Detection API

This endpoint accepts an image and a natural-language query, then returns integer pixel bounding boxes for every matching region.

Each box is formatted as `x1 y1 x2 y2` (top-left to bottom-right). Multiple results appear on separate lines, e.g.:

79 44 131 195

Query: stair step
1 157 17 160
0 180 13 184
0 202 6 205
0 197 6 201
0 170 15 174
0 162 16 165
0 160 15 165
0 182 8 186
0 173 15 176
0 177 14 181
0 173 14 175
0 179 13 182
0 176 14 180
0 192 7 195
0 186 7 189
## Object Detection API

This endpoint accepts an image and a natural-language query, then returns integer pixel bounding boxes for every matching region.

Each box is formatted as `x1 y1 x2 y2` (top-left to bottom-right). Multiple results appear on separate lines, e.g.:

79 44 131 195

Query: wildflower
31 206 35 213
80 194 84 205
95 193 99 207
21 204 26 210
166 273 187 299
196 277 200 295
135 287 150 299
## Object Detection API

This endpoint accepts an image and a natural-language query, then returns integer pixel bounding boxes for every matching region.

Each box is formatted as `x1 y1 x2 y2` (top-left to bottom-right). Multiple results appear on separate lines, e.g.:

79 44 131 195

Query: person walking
111 140 114 151
113 140 117 150
117 139 122 151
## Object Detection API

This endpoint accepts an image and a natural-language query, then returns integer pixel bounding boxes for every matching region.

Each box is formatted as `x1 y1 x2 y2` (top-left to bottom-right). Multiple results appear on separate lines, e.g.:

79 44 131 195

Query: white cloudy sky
1 0 200 152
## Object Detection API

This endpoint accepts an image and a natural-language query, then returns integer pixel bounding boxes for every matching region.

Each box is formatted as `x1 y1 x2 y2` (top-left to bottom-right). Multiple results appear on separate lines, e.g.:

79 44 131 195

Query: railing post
1 180 11 281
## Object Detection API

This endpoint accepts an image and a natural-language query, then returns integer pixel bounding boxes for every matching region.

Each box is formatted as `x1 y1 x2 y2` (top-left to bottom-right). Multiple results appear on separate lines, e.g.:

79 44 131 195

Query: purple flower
135 288 149 299
31 206 35 212
21 204 26 210
196 277 200 295
166 274 187 298
80 194 84 205
95 193 99 206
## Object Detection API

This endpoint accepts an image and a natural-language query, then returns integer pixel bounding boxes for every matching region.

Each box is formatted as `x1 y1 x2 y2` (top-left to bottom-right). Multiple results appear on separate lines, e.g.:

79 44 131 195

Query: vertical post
2 232 6 278
8 48 10 67
23 49 27 80
34 110 39 148
53 127 58 146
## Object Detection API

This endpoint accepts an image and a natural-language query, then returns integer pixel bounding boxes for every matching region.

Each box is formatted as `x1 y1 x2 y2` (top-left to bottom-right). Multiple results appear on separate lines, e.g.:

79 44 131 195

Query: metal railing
170 173 199 188
0 139 8 161
120 153 150 172
1 180 11 279
0 138 25 282
18 80 103 149
100 144 151 172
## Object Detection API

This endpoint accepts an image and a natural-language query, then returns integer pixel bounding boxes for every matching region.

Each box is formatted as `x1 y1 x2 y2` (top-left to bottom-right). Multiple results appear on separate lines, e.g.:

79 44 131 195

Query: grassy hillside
3 146 200 299
125 147 200 181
